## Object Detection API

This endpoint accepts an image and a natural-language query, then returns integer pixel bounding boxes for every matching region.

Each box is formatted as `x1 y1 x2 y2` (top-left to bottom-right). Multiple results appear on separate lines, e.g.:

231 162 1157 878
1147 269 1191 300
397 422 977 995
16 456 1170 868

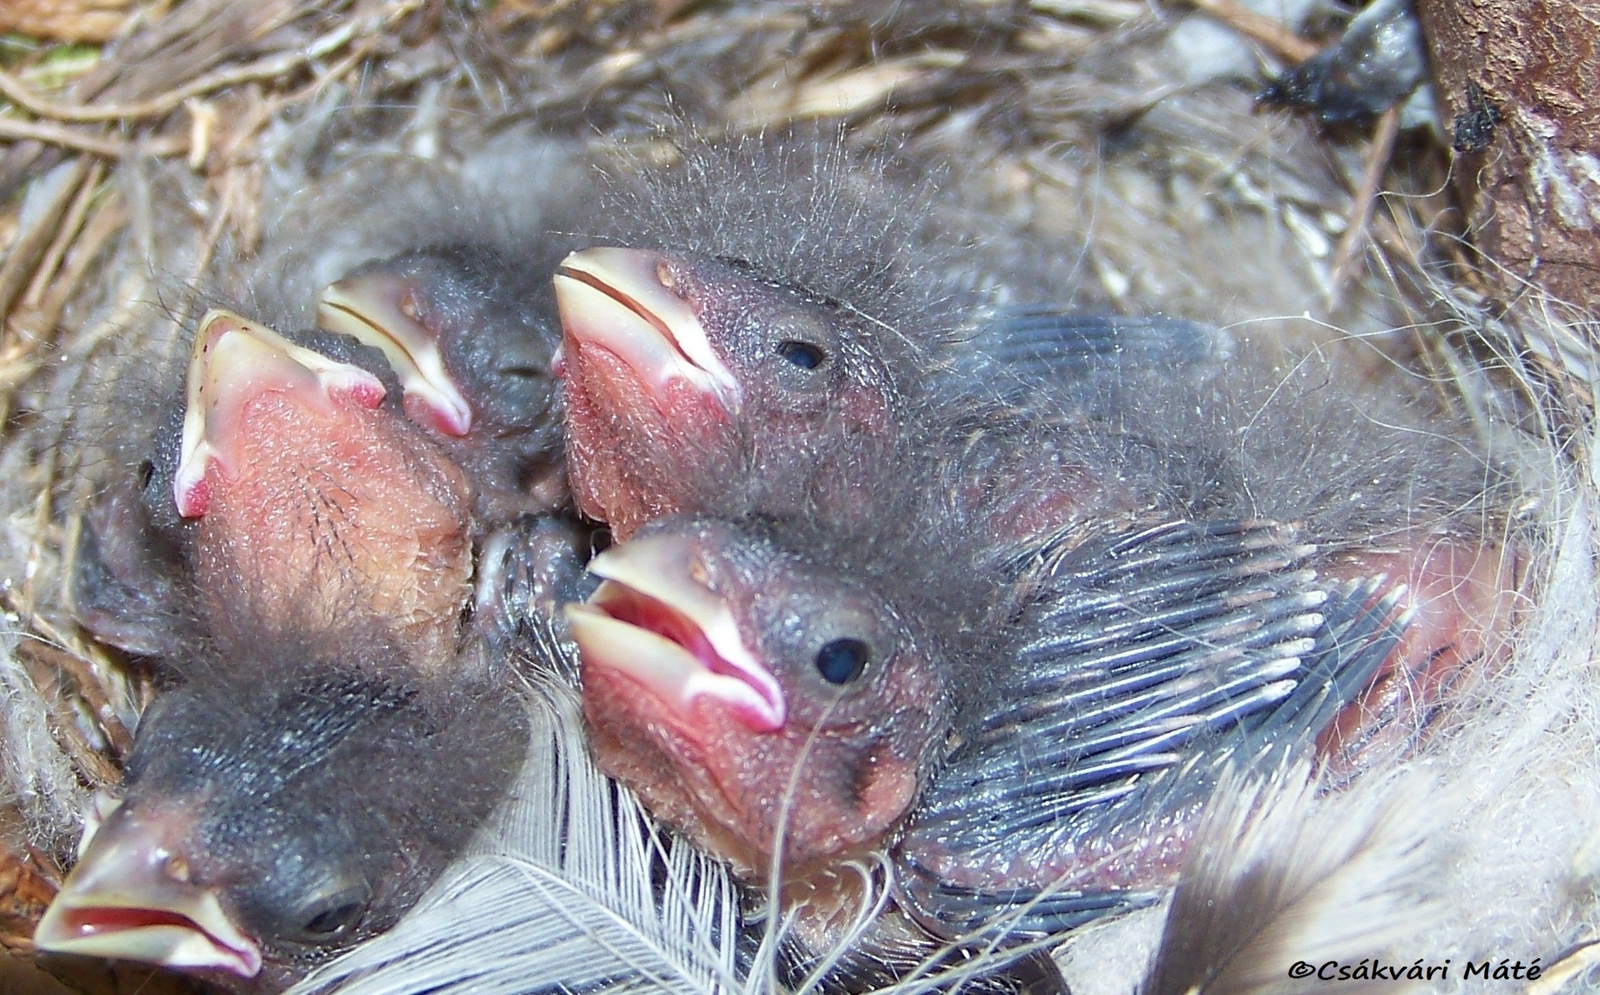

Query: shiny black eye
777 340 826 370
294 888 369 941
815 638 870 684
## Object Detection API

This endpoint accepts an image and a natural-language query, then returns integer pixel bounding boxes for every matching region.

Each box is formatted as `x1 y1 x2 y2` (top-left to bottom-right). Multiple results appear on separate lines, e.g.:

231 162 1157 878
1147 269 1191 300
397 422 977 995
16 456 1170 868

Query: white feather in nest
1421 484 1600 990
1142 762 1444 995
1055 444 1600 995
6 8 1599 991
287 675 754 995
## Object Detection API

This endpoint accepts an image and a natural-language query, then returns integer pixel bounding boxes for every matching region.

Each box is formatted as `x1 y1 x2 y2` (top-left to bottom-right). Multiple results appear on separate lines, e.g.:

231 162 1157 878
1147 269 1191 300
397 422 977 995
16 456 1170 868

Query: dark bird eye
498 364 546 379
294 887 369 941
777 340 826 370
815 638 870 684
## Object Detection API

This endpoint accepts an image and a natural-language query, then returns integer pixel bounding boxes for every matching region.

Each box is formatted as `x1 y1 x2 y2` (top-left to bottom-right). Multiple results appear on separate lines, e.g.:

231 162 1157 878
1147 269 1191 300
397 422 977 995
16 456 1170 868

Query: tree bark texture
1416 0 1600 311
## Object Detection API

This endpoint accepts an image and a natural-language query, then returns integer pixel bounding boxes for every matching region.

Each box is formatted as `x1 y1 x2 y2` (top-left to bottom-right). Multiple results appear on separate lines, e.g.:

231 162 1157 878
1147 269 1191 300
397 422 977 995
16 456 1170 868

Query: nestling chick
552 245 1209 543
564 323 1520 982
33 625 527 991
565 510 1409 986
555 247 910 539
317 244 570 523
548 129 1021 541
77 140 596 659
77 308 475 674
568 515 957 877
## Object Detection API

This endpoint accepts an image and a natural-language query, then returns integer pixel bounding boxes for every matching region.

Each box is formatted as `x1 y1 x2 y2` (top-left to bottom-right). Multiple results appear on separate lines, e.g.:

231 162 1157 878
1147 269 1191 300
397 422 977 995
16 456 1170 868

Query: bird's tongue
565 534 785 733
171 309 386 519
33 799 264 978
552 246 743 417
317 271 474 436
61 904 198 932
593 583 759 687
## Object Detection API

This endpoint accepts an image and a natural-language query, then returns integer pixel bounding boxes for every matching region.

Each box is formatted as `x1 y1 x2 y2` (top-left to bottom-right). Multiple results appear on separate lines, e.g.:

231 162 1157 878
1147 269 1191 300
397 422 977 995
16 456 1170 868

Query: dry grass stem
1327 105 1403 310
1190 0 1319 63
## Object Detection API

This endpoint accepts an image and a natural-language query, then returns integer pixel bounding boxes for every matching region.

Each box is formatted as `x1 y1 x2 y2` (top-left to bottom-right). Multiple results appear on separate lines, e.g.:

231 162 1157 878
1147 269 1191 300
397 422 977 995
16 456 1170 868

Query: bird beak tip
33 898 264 978
174 309 390 517
554 247 742 412
35 805 264 978
317 273 475 437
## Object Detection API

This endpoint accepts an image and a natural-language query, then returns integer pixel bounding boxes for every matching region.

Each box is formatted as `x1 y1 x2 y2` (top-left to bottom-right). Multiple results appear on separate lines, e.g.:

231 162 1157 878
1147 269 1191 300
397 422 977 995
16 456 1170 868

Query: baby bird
565 510 1407 985
554 246 910 540
33 623 527 990
552 245 1216 543
78 142 596 658
316 244 571 524
77 307 475 673
550 130 1247 544
568 515 958 878
548 128 1017 542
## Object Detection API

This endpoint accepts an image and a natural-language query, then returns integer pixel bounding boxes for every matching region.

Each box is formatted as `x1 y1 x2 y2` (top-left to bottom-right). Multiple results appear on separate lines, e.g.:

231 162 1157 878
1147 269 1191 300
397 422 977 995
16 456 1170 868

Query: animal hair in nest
0 2 1594 994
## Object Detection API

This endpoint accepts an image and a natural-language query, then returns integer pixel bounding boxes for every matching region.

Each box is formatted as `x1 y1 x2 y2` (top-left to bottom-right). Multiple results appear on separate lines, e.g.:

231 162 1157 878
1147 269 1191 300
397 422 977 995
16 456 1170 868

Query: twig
1 585 137 766
8 196 128 354
0 159 86 321
0 14 366 123
1189 0 1318 64
28 625 135 761
1326 104 1402 310
261 36 388 118
0 116 188 159
11 638 123 790
21 160 104 315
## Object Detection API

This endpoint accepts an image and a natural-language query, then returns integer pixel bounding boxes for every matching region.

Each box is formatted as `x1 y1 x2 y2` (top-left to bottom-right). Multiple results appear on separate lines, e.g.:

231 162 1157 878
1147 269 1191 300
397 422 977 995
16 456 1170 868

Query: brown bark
1416 0 1600 310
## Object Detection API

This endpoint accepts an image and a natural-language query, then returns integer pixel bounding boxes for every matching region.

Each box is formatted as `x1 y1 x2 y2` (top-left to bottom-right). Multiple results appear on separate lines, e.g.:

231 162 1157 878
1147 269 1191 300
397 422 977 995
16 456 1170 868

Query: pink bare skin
567 517 951 880
1317 534 1521 773
554 247 901 540
175 311 473 672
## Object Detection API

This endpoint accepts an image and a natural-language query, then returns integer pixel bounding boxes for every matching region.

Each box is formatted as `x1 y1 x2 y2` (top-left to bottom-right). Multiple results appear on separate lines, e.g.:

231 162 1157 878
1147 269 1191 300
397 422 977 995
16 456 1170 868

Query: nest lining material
0 1 1594 993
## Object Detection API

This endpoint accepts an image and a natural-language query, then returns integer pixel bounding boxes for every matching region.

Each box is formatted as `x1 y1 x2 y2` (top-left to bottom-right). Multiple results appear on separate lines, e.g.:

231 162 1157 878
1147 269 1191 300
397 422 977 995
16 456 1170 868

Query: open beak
34 801 263 978
173 309 386 518
565 533 785 732
553 247 742 414
317 272 474 437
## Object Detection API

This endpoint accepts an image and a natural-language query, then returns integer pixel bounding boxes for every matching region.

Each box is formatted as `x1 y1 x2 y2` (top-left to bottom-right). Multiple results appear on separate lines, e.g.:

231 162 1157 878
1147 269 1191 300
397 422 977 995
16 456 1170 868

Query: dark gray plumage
317 243 573 524
34 622 526 991
565 491 1416 992
44 309 531 990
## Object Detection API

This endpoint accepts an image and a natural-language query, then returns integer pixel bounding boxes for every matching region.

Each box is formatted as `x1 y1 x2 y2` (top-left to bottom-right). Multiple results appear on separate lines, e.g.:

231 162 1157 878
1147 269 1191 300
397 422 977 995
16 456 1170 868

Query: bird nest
0 1 1595 994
